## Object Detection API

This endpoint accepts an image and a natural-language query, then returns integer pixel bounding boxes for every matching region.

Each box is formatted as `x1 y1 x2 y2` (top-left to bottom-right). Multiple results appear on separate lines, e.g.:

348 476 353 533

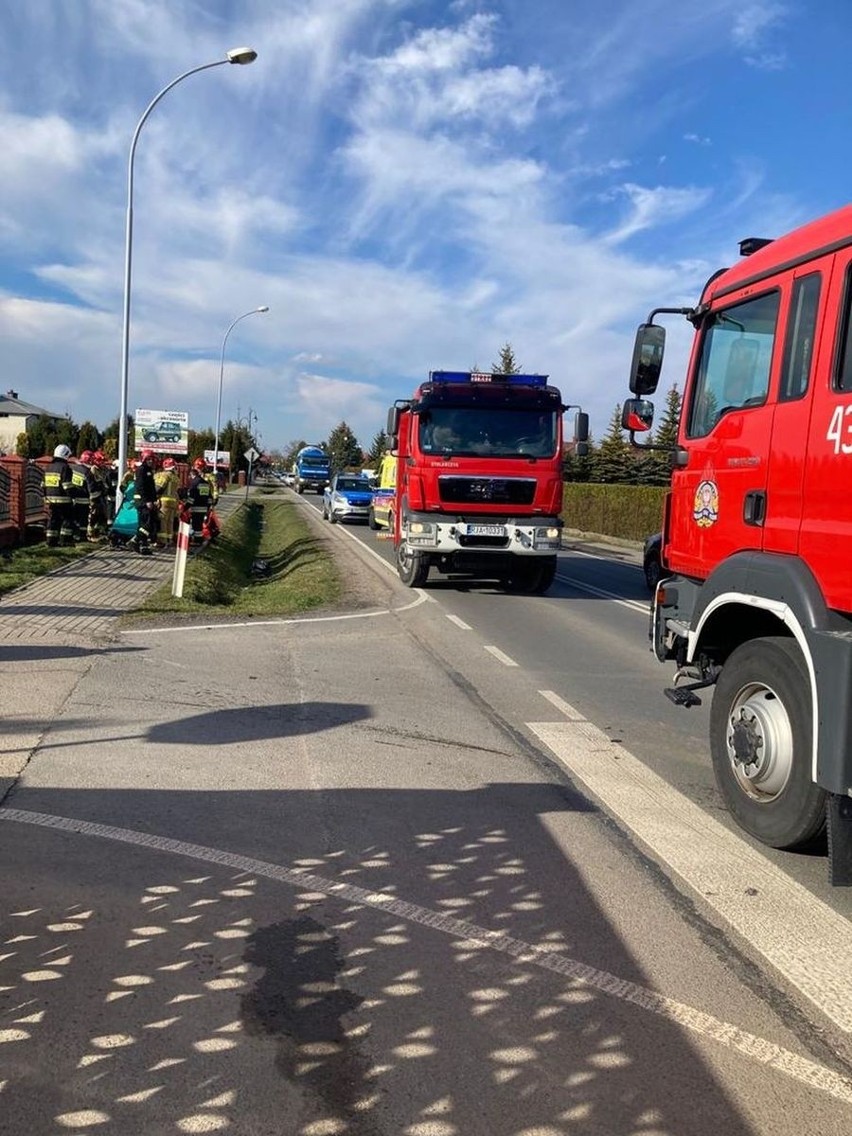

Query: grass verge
0 540 96 598
133 499 342 619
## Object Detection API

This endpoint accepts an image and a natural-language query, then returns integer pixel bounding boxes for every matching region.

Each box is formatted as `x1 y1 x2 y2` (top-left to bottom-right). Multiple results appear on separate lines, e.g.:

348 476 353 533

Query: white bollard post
171 520 192 597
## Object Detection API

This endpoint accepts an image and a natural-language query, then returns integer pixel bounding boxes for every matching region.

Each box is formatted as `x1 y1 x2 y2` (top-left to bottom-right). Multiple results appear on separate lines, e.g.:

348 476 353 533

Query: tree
325 421 362 473
492 342 522 374
591 405 632 484
283 439 308 468
365 429 388 467
77 421 101 453
15 432 31 458
562 433 594 482
647 384 681 486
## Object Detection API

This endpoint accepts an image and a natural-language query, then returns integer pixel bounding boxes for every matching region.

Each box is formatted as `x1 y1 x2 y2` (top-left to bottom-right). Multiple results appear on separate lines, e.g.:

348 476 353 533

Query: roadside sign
245 447 260 463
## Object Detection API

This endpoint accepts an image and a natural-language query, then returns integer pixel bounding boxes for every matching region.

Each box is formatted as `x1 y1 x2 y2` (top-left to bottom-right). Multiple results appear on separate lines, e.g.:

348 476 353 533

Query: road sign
245 447 260 463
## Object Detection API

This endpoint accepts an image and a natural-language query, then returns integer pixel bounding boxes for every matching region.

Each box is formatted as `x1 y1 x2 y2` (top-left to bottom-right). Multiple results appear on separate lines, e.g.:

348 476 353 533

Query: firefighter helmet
140 449 155 461
80 450 94 463
93 450 106 464
193 458 206 471
53 444 72 459
162 457 176 470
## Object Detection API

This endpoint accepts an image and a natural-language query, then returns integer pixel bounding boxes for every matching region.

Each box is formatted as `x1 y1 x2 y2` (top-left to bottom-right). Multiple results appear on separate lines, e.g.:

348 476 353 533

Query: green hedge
562 483 666 541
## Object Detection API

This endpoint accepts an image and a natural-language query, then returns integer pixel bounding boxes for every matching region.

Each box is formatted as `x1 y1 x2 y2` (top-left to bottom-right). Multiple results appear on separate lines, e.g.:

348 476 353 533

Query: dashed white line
2 805 850 1106
532 689 852 1035
484 645 518 667
445 613 472 630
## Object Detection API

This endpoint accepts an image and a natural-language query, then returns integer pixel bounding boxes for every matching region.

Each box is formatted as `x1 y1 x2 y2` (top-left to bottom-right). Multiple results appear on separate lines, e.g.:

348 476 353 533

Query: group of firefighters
43 447 220 554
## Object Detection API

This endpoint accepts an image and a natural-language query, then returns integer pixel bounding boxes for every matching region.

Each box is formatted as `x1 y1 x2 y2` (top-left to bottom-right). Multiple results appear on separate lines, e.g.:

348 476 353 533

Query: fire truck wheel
397 542 429 587
710 636 826 850
506 557 557 595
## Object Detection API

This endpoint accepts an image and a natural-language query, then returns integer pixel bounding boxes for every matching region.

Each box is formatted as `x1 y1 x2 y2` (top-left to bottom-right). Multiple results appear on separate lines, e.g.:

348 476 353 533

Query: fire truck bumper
403 514 562 556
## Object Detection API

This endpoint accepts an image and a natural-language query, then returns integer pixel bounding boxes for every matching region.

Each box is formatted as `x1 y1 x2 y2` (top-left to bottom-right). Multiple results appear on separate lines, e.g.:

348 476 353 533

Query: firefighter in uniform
129 450 159 554
43 444 76 546
154 457 180 545
68 453 93 543
187 458 213 540
78 451 106 541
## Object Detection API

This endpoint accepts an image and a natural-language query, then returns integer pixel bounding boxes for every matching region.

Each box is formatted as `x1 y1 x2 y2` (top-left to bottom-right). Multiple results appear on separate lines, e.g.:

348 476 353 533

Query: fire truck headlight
533 527 561 549
408 522 438 545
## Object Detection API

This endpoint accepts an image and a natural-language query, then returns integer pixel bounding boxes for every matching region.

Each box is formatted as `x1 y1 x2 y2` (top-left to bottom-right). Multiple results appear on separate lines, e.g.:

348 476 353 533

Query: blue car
322 474 374 524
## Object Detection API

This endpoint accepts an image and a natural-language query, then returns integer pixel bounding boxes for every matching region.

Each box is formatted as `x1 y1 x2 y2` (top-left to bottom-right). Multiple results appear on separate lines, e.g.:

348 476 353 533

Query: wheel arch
685 553 842 790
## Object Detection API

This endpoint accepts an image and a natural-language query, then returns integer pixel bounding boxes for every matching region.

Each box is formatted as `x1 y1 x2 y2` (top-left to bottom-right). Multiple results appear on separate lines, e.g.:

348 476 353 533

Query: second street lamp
116 46 258 511
213 307 269 485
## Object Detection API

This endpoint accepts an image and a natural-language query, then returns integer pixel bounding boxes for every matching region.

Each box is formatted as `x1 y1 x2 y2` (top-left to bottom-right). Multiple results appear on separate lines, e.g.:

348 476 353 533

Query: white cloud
602 183 713 245
732 2 788 69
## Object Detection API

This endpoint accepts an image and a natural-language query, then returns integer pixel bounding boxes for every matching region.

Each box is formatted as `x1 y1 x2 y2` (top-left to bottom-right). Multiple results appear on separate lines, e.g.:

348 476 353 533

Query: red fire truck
622 204 852 884
386 370 588 593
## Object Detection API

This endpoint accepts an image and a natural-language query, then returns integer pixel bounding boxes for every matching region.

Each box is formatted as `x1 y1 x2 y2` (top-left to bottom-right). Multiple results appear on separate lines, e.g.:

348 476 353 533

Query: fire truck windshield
419 408 557 458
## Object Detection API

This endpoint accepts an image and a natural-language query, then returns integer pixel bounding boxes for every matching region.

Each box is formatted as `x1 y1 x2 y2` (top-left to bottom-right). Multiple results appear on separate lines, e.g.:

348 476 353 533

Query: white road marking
2 806 850 1106
445 614 472 630
484 645 518 667
555 570 649 614
124 592 428 636
532 690 852 1035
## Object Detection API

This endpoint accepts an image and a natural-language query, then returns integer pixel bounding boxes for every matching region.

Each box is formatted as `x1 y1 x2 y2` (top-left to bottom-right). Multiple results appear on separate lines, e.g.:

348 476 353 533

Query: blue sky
1 0 850 455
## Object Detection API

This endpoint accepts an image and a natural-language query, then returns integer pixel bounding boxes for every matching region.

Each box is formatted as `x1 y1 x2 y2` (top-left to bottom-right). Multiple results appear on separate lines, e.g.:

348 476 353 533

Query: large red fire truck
386 370 587 593
622 204 852 884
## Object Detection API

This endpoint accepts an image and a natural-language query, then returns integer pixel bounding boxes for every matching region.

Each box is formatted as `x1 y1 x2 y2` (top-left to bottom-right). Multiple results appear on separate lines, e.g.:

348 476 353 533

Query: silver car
322 475 374 524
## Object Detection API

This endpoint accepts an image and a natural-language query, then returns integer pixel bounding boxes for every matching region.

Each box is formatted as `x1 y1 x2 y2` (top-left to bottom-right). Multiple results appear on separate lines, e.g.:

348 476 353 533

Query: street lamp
213 307 269 484
116 47 258 509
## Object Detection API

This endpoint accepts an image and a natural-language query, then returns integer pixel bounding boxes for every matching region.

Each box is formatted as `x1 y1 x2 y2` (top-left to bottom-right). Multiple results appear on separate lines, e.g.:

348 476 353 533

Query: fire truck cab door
670 289 779 577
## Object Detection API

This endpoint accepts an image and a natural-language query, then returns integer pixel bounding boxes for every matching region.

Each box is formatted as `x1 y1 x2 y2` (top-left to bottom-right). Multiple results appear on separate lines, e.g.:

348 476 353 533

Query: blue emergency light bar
429 370 549 386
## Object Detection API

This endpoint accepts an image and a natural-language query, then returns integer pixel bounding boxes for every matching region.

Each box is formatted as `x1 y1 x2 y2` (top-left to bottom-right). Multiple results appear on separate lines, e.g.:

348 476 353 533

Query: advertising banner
203 450 230 468
134 409 189 455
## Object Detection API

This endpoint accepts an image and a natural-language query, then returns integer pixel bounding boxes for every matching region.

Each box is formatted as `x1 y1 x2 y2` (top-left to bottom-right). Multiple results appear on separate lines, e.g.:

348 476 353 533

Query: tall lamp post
116 46 258 509
214 307 269 484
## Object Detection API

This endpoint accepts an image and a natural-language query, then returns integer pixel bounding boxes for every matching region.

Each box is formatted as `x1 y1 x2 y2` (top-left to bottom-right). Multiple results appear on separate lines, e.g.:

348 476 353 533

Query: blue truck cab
293 446 330 494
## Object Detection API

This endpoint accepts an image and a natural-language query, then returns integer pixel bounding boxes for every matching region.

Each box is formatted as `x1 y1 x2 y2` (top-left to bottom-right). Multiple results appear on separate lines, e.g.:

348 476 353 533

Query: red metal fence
0 456 49 549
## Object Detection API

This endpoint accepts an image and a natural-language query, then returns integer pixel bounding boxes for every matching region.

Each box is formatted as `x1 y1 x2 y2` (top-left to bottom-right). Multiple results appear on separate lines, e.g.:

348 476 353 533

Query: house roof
0 391 60 418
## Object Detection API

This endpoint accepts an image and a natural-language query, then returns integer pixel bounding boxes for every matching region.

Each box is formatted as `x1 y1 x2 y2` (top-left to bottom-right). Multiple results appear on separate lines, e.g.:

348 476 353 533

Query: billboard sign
203 450 230 467
134 409 189 455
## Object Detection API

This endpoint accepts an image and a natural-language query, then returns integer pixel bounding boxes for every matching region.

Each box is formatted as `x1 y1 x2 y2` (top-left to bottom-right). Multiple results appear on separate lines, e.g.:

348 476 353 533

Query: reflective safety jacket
43 458 73 505
187 471 212 514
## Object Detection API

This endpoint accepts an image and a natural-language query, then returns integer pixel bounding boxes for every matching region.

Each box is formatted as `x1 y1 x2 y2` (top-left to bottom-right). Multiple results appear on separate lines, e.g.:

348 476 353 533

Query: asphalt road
2 489 851 1135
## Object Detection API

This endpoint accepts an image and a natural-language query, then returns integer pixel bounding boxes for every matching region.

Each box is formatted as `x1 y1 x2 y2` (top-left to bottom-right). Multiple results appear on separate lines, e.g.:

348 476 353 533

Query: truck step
828 794 852 887
664 686 702 708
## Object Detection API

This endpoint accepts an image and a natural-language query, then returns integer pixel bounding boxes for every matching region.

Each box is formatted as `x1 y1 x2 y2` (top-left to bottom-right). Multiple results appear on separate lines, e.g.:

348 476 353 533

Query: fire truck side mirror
629 323 666 396
571 411 590 457
387 406 400 436
621 397 654 434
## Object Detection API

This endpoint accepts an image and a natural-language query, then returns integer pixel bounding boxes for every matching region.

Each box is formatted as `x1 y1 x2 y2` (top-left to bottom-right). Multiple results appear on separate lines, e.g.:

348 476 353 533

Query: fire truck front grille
438 477 536 505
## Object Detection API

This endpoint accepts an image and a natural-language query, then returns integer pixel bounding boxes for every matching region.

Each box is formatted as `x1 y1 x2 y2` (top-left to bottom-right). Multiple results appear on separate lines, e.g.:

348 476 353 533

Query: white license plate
466 524 505 537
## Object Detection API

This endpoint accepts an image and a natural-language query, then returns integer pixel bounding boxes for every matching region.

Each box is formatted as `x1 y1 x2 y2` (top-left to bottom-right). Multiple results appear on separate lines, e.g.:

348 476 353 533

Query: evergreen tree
591 406 632 483
77 421 101 453
365 429 388 467
16 432 30 458
325 421 362 472
647 384 681 486
492 342 522 374
562 433 595 482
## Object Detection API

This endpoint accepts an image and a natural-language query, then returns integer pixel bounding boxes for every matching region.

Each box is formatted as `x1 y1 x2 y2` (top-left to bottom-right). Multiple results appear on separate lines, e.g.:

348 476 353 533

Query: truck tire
506 557 557 595
709 636 826 850
397 541 429 588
